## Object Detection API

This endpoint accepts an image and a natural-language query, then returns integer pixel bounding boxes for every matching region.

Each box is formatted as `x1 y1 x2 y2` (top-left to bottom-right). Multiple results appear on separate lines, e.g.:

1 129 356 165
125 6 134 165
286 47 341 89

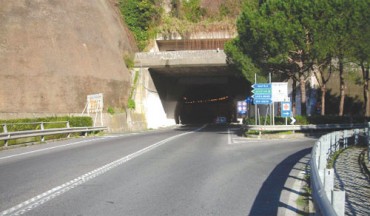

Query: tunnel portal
149 66 250 124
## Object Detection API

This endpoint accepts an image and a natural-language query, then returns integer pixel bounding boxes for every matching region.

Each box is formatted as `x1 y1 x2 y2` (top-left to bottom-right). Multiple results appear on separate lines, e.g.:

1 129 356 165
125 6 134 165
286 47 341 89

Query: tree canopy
225 0 370 116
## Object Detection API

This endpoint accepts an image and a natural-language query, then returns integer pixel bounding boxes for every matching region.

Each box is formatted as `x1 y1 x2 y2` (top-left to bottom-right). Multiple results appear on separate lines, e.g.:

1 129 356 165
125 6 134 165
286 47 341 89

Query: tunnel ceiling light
184 96 229 104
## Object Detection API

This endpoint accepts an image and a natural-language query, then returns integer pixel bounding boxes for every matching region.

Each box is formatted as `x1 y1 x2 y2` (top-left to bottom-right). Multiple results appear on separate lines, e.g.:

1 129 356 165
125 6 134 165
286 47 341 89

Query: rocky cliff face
0 0 136 114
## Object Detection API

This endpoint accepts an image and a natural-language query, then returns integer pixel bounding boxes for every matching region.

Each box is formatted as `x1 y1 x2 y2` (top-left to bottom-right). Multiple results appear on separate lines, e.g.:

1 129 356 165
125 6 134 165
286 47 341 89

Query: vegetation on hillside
119 0 245 51
225 0 369 116
118 0 163 51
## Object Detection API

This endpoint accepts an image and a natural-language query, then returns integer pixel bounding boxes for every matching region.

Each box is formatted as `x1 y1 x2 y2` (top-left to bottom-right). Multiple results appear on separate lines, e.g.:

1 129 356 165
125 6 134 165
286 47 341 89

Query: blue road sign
252 83 272 104
252 83 271 88
254 99 272 104
281 102 291 117
246 97 253 104
253 94 272 99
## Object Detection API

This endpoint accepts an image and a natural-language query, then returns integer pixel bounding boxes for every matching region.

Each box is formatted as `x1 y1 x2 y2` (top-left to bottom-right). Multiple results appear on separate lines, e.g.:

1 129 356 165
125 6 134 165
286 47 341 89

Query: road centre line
0 125 206 216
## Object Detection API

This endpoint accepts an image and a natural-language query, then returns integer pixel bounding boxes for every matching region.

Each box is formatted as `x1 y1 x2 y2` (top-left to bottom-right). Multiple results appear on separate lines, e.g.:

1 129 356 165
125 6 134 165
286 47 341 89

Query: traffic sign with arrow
251 83 272 105
254 99 272 104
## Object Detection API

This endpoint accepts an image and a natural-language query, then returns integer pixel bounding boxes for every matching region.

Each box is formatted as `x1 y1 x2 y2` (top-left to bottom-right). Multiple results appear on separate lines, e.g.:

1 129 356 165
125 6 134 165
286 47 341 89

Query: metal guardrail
244 122 369 215
243 123 366 132
310 127 366 216
0 122 107 147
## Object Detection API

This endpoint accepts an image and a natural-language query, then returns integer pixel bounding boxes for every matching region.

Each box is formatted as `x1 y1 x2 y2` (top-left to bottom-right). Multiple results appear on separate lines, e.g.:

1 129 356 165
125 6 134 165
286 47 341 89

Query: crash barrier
0 121 107 147
244 123 366 132
310 124 369 216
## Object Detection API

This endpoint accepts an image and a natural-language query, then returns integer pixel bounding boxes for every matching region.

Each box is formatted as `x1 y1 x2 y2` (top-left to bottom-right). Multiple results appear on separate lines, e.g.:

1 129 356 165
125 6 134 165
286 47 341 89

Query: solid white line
0 126 205 216
0 138 107 161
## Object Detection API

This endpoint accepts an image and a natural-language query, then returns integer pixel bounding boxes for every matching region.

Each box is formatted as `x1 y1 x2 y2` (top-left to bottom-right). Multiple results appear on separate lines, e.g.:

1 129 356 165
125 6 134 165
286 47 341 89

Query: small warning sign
281 101 291 117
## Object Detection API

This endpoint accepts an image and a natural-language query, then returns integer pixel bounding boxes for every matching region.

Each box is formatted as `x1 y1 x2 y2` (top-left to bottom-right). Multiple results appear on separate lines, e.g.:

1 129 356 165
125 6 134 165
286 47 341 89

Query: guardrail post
343 130 348 148
332 190 346 216
2 124 7 133
40 122 45 142
324 168 334 203
66 121 71 138
354 129 359 145
2 124 9 147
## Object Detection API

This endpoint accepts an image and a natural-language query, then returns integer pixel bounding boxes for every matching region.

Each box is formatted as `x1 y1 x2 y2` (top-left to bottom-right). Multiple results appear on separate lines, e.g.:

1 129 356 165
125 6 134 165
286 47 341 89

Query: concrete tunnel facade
134 50 250 126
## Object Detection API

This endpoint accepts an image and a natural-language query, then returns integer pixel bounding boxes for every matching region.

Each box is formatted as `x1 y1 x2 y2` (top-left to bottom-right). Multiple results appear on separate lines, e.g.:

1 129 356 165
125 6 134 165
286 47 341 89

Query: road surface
0 125 314 215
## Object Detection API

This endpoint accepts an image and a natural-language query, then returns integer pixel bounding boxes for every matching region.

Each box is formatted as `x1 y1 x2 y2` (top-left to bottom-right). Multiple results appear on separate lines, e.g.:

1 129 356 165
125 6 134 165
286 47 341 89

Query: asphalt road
0 124 314 216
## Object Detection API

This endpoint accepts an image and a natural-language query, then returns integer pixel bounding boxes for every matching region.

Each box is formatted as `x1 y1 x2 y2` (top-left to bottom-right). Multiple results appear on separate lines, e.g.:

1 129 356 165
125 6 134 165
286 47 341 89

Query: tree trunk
321 84 326 116
362 62 370 116
292 78 297 116
339 57 345 116
300 74 306 115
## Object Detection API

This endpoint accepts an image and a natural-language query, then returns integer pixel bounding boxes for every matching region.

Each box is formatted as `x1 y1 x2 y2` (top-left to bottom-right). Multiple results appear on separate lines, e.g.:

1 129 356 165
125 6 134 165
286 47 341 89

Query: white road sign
271 82 288 102
87 93 103 114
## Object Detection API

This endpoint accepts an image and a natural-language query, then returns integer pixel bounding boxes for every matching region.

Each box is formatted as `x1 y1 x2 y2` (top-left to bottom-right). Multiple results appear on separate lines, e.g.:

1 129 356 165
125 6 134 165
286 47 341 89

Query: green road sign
252 88 272 94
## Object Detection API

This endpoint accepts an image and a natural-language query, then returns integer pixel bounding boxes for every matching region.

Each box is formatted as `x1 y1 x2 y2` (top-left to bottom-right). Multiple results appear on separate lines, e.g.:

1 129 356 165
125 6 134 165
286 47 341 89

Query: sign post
86 93 104 126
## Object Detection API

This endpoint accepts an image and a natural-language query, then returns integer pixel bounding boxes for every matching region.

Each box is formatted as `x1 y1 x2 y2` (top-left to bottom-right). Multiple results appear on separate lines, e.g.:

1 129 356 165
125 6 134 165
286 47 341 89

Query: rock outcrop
0 0 136 115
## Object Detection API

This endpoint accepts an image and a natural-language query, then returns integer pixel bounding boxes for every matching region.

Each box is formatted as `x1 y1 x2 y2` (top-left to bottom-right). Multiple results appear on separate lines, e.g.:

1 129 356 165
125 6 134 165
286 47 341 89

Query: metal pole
368 122 370 164
255 73 257 125
272 102 275 125
269 73 272 125
264 106 269 126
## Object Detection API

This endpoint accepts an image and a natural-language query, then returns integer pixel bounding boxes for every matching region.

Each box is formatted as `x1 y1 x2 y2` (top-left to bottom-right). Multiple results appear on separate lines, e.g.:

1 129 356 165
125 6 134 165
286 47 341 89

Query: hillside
0 0 137 116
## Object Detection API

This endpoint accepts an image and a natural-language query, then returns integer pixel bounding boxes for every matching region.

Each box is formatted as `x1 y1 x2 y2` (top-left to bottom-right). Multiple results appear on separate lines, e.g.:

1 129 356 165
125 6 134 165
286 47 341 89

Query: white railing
243 123 366 132
135 50 226 60
310 127 366 216
1 121 106 147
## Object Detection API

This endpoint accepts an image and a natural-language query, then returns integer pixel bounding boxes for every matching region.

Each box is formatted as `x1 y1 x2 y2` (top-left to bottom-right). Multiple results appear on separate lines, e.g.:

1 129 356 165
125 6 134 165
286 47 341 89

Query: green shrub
107 107 115 115
127 99 136 110
182 0 205 23
0 116 93 133
119 0 162 51
123 54 135 69
0 116 93 147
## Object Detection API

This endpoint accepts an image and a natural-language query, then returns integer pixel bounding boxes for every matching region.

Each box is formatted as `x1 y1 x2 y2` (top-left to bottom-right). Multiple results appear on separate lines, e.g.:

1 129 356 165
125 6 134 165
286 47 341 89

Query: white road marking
228 128 233 145
0 132 145 161
0 138 106 161
0 125 206 216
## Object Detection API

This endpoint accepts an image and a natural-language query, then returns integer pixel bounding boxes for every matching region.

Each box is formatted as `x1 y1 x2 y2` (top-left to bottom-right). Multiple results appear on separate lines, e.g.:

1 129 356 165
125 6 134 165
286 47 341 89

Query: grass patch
327 148 347 169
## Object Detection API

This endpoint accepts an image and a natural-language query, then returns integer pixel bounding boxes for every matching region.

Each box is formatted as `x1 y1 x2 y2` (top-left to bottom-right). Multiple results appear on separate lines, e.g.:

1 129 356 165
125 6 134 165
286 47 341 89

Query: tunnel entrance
149 67 250 125
179 85 232 124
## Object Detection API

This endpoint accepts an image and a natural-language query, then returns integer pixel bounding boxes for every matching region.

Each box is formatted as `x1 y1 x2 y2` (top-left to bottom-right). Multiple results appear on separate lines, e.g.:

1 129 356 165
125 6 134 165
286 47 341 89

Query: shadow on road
248 147 312 215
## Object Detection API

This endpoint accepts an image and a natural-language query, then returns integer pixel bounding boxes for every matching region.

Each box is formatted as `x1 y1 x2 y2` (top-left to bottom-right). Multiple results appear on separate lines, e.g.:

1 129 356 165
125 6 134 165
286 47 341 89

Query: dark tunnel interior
178 85 233 124
150 68 250 124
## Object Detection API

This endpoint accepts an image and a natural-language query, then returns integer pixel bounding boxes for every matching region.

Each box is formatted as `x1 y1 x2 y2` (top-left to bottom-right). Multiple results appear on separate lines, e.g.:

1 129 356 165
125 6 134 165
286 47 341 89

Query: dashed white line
0 125 206 216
